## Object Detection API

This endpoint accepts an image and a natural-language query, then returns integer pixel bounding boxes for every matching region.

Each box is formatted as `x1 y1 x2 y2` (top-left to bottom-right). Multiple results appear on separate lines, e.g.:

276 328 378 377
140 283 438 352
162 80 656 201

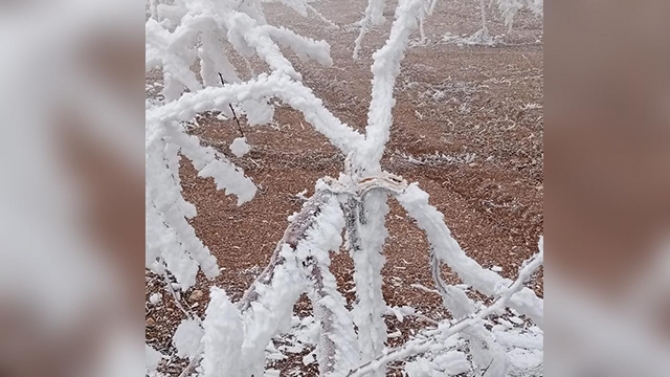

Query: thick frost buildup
397 183 543 326
230 137 251 157
350 192 389 376
404 357 434 377
300 197 360 375
404 352 470 377
202 288 245 377
145 345 164 374
175 130 257 206
145 0 346 296
173 318 204 360
241 99 274 126
263 369 281 377
433 351 471 375
147 113 255 289
353 0 387 59
238 194 355 377
359 0 426 173
239 246 309 377
149 293 162 305
147 74 365 156
147 0 545 375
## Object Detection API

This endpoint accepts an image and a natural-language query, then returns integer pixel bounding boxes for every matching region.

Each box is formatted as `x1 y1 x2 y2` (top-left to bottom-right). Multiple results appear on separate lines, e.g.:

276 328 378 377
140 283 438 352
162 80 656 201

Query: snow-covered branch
146 1 544 375
359 0 428 173
347 246 543 377
494 0 543 33
146 0 348 302
397 183 544 326
237 188 334 311
353 0 386 59
345 193 389 377
195 181 358 376
147 73 364 155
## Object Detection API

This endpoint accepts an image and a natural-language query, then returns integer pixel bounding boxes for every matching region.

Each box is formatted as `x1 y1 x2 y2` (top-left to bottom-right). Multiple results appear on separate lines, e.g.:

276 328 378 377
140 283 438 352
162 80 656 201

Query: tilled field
146 0 543 375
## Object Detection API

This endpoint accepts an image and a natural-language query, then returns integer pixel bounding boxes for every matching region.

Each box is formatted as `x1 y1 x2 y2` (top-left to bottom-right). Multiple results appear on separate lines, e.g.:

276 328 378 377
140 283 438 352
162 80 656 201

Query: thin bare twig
218 72 245 137
159 262 200 322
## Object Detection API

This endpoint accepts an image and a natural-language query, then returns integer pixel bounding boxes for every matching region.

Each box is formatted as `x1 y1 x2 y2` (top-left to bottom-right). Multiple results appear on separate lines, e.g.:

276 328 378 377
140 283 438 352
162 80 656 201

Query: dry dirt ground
146 0 543 375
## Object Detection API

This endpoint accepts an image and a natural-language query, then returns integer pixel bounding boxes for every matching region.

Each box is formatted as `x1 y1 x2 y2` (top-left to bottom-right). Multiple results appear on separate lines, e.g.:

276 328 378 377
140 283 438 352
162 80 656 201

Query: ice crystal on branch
145 0 544 376
494 0 543 33
146 0 339 289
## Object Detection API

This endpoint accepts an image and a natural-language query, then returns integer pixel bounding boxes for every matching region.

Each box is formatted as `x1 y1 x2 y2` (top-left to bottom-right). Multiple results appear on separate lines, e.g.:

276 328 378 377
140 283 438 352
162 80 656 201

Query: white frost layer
145 0 342 295
173 318 204 360
145 345 164 374
396 183 543 327
351 191 389 377
146 115 256 289
301 196 359 375
146 132 221 289
202 288 245 377
146 73 364 156
149 293 162 305
405 351 470 377
359 0 427 173
230 137 251 157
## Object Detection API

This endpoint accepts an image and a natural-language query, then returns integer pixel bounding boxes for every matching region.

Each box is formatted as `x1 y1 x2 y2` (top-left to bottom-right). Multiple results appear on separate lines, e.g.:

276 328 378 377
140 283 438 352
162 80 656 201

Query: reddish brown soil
146 1 543 375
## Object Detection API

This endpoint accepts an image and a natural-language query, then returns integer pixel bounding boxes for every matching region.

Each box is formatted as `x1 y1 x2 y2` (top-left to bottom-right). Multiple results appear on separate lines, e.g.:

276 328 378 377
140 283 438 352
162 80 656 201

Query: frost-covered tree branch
353 0 386 59
147 73 365 156
146 0 544 375
494 0 543 33
237 188 334 311
347 246 543 377
472 0 543 44
397 183 544 326
146 0 358 293
359 0 428 173
202 181 361 377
